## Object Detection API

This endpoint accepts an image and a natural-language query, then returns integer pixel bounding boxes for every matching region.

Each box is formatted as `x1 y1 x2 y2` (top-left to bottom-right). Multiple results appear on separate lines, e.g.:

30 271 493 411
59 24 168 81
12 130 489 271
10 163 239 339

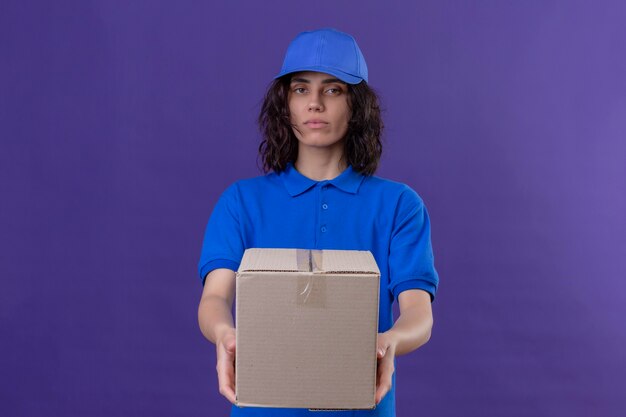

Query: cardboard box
235 248 380 410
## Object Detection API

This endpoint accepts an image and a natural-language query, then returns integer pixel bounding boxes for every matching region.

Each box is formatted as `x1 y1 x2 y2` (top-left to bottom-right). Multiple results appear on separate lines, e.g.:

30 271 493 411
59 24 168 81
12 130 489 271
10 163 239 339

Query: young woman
197 28 439 417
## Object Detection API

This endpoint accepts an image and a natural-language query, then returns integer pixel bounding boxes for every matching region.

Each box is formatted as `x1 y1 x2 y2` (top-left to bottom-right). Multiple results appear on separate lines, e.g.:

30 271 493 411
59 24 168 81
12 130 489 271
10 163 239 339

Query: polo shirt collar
280 162 365 197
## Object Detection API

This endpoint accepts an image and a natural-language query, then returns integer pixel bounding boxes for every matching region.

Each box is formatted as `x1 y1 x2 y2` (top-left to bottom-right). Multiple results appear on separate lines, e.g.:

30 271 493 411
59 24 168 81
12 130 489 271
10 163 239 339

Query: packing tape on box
311 249 323 272
296 249 326 307
296 248 311 272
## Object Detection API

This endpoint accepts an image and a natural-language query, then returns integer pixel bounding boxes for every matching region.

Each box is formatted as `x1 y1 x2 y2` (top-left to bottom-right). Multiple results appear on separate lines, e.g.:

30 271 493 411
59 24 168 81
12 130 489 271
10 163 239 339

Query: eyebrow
290 77 346 85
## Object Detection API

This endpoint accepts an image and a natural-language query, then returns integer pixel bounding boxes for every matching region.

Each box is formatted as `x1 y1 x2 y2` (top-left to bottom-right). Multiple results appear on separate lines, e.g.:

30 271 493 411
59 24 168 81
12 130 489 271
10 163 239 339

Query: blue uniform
198 162 439 417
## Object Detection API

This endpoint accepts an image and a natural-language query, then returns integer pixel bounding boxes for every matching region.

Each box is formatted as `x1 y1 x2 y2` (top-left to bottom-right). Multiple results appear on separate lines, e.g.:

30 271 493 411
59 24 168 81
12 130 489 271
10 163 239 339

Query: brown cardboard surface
235 248 380 410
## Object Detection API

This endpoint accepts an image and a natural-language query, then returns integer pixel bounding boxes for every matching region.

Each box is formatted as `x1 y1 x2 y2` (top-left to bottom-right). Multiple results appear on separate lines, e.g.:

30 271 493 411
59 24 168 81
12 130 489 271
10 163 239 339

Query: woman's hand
375 331 397 405
215 327 237 404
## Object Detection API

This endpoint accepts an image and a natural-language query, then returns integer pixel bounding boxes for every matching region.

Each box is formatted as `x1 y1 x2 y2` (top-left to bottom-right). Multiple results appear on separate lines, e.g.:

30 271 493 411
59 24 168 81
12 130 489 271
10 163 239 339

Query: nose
308 92 324 112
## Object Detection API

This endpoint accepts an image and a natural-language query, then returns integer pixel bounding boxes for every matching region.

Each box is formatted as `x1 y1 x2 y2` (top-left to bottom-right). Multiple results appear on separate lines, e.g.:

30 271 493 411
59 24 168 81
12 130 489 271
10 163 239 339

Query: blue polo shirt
198 162 439 417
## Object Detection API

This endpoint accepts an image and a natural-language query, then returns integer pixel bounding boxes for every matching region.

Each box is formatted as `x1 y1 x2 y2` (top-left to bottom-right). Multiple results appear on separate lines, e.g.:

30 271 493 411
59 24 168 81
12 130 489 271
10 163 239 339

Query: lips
304 119 329 128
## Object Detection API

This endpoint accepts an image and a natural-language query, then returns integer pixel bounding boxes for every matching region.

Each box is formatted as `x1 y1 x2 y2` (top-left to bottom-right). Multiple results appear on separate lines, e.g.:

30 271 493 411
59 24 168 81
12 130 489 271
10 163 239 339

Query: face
288 71 351 150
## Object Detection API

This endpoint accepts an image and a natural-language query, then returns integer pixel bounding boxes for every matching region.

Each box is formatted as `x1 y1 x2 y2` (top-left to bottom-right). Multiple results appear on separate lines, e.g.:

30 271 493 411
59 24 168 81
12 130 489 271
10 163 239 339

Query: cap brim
274 66 364 84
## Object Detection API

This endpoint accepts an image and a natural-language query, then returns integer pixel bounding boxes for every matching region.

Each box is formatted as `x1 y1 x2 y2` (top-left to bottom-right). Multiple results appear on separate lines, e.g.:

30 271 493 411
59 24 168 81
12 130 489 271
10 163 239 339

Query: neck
294 144 347 181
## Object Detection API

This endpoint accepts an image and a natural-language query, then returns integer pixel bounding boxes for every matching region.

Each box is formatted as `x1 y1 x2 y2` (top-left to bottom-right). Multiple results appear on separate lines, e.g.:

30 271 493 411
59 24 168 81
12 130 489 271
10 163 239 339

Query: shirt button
322 203 328 210
321 226 327 233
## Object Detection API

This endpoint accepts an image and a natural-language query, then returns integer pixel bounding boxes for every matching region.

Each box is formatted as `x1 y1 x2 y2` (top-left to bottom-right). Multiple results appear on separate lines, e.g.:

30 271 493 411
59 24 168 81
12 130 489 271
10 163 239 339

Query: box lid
238 248 380 275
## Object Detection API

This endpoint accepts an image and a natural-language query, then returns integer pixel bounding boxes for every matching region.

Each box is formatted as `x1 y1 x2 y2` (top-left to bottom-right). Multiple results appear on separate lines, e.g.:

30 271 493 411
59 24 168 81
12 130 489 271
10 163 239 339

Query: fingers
375 359 394 404
225 338 236 355
375 385 390 405
375 334 395 405
217 372 236 403
216 333 237 404
376 333 390 359
377 346 387 359
216 355 236 404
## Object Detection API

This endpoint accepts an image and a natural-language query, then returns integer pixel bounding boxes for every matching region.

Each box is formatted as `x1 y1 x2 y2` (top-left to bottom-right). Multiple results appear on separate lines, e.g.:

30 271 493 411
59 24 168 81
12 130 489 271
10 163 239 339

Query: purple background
2 1 625 416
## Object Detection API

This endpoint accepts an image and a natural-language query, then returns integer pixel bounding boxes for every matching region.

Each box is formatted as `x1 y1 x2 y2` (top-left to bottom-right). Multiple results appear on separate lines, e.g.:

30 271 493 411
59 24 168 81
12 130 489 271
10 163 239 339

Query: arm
375 289 433 404
197 268 237 404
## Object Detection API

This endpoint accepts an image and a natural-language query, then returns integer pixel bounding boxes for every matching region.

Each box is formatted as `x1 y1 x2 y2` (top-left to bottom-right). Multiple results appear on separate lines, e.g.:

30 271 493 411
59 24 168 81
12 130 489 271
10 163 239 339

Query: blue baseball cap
275 28 368 84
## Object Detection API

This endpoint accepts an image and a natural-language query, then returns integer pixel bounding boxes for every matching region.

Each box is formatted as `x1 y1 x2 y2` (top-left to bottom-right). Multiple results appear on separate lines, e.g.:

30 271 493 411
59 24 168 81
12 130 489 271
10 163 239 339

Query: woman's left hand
375 331 397 405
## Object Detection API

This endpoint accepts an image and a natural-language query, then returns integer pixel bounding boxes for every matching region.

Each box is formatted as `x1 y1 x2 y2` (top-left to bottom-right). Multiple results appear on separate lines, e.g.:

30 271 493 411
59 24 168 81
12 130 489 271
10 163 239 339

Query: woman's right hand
215 327 237 404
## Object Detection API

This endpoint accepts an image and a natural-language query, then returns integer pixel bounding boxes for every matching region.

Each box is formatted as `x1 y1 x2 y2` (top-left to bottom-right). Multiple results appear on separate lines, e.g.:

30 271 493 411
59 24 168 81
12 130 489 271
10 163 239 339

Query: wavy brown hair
257 74 383 175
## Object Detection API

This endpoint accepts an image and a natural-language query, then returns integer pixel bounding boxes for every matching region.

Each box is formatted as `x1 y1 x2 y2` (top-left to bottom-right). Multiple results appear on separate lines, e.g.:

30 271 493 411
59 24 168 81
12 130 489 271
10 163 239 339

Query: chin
298 136 345 149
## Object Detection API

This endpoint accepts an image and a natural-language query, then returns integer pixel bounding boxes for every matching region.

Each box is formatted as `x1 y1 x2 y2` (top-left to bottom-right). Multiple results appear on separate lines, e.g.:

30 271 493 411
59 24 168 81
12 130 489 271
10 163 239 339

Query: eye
326 87 342 95
293 87 307 94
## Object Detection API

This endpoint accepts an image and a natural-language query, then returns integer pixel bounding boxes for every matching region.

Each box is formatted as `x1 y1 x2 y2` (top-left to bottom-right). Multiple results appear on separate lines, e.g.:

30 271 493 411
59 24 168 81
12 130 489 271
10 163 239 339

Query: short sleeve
197 183 245 285
387 187 439 302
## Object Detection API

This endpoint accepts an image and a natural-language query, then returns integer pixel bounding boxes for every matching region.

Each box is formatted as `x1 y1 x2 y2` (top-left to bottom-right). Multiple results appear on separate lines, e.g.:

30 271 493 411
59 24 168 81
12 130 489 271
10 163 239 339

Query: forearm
198 295 235 345
375 291 433 404
387 302 433 356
